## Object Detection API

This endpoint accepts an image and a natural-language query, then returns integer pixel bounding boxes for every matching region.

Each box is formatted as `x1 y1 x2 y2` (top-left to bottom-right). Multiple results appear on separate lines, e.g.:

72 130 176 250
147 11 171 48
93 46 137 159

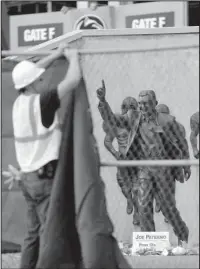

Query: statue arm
190 116 199 158
170 119 191 180
179 123 186 138
98 99 117 127
102 121 119 159
104 133 119 159
178 122 190 159
169 119 190 160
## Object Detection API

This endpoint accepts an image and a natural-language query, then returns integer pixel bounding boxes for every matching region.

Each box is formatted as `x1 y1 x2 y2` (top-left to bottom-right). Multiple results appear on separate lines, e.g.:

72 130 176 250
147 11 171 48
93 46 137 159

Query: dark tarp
36 79 131 269
1 2 10 51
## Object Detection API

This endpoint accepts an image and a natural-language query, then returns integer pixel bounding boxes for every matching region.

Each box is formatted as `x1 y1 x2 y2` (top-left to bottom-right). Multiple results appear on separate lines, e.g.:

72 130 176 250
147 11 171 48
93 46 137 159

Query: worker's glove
63 48 79 61
2 165 23 190
56 42 68 57
97 80 106 102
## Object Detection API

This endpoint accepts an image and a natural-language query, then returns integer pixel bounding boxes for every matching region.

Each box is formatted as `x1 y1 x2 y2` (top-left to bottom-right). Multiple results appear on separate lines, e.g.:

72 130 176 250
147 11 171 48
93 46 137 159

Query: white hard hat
12 60 45 90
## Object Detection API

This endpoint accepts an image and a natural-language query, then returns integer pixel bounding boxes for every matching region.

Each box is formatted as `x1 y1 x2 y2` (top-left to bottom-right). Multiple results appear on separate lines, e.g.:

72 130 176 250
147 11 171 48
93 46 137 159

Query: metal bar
1 44 199 58
47 1 52 12
183 1 188 26
1 51 51 57
35 3 39 13
100 160 199 167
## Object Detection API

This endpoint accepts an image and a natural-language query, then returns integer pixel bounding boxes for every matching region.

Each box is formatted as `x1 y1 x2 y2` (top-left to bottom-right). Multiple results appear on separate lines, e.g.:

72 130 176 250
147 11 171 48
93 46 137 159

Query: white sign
132 17 166 28
126 12 175 29
24 28 56 42
132 232 170 254
18 23 63 47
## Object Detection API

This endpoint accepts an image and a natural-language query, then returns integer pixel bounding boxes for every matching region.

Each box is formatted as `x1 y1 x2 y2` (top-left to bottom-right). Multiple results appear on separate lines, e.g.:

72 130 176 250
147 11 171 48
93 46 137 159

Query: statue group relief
96 80 199 246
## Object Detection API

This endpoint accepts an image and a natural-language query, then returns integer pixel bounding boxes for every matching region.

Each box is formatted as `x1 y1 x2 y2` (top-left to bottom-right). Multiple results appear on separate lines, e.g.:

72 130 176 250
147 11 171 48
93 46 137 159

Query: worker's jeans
19 172 53 269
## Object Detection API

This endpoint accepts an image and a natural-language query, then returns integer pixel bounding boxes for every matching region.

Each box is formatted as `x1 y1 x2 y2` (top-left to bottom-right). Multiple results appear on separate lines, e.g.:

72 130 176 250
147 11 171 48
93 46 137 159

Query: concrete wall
78 28 199 247
2 27 199 248
77 29 199 244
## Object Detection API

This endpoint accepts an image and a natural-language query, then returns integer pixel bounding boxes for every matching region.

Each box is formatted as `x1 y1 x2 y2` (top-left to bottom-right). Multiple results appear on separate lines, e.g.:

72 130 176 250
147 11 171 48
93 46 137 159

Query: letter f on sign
49 27 55 39
159 17 166 27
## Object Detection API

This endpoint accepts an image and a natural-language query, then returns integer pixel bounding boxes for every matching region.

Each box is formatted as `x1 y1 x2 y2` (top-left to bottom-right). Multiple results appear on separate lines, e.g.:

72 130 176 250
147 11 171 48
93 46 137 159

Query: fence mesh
2 43 199 251
78 49 199 246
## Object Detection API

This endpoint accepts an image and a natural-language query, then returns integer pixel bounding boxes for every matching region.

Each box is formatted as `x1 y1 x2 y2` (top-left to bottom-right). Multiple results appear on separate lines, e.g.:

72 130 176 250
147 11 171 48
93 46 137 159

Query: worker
6 44 82 269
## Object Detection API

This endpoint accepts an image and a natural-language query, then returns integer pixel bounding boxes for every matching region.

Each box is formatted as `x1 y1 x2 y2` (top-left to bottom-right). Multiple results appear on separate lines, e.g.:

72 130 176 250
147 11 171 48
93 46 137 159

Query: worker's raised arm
57 48 82 100
36 43 66 69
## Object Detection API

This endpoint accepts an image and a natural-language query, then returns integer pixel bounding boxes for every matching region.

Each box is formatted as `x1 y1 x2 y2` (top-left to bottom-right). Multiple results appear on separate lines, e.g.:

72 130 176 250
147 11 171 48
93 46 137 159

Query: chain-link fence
97 86 196 241
2 39 199 250
78 47 199 247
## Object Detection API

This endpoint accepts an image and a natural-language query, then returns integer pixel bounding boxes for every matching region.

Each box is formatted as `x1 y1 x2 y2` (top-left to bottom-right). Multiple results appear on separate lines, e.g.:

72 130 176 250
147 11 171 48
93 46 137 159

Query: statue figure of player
97 81 191 245
190 112 199 159
155 104 189 224
101 95 140 225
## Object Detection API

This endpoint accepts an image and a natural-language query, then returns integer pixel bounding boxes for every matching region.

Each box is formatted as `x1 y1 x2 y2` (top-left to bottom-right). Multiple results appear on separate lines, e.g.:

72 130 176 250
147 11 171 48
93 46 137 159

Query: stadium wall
9 2 187 50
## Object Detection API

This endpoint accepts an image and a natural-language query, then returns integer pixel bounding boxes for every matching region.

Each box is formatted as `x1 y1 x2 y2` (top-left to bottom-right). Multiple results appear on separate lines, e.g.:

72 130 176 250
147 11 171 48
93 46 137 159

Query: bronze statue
155 104 189 224
97 82 191 245
190 112 199 159
100 90 140 225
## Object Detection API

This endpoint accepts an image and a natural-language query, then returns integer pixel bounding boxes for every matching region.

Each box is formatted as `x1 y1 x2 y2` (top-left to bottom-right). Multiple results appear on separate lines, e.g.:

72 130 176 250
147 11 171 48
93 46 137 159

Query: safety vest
12 93 62 172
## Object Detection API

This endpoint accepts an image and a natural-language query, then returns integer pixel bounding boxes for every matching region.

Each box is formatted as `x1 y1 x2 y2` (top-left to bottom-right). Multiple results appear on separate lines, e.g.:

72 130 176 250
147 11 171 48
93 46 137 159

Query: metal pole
18 4 22 13
183 1 188 26
100 159 199 167
1 51 52 57
35 3 39 13
1 44 199 58
47 1 52 12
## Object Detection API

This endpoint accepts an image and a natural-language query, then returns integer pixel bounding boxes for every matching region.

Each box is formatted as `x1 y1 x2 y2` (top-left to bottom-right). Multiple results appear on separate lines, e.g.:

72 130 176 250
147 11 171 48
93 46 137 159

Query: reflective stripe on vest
14 94 62 143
